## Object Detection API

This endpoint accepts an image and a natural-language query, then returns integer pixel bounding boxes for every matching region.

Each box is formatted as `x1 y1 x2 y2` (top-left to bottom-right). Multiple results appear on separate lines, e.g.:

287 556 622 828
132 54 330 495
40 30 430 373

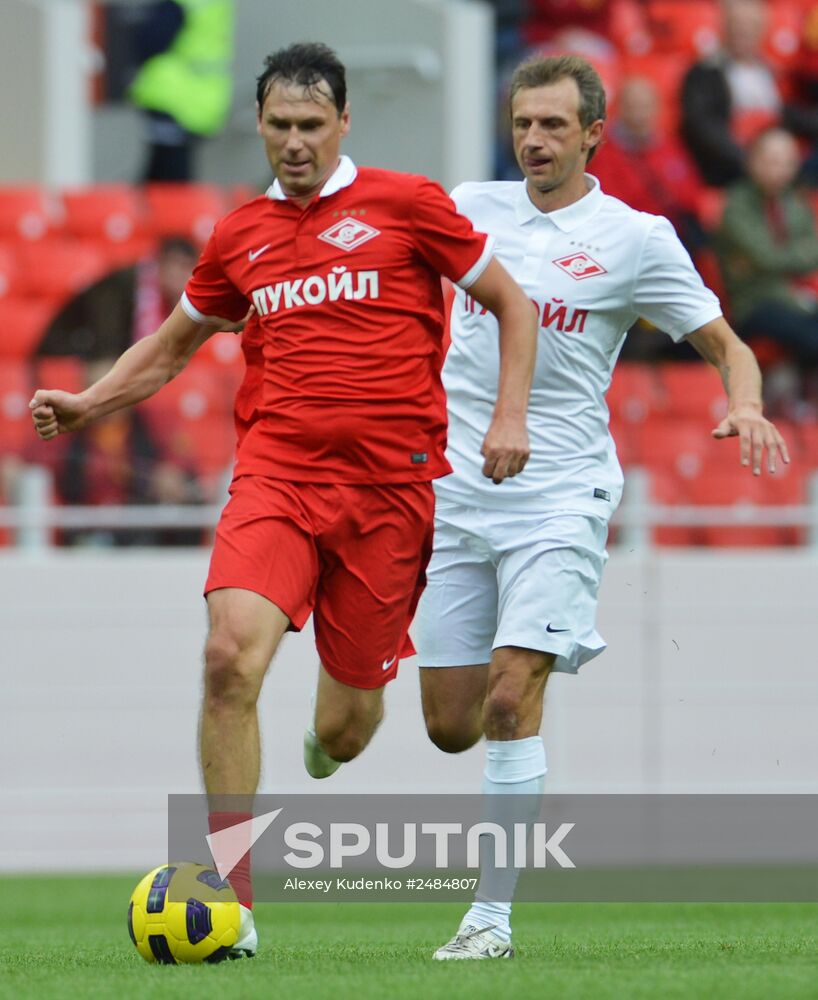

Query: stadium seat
643 0 720 56
607 362 665 425
764 0 803 68
635 417 726 477
0 360 32 455
195 331 247 407
610 0 653 57
0 186 61 241
692 463 806 547
0 298 55 358
648 468 703 546
0 243 20 299
61 185 143 244
658 362 728 423
138 362 236 490
31 355 85 395
12 240 109 306
144 184 227 245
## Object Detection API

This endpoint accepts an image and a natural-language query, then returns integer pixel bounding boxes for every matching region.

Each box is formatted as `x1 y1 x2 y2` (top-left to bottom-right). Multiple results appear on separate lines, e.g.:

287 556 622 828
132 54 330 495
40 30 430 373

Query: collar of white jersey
266 155 358 201
515 173 603 230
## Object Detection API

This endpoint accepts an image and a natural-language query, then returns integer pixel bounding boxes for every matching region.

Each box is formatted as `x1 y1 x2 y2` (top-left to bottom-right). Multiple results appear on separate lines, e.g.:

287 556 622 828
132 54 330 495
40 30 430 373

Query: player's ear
339 102 351 139
582 119 604 155
255 101 262 135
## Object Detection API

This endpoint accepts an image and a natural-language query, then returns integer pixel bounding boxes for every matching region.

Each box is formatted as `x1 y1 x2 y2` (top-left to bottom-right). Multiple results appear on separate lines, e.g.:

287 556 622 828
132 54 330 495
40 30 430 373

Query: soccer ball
127 862 241 964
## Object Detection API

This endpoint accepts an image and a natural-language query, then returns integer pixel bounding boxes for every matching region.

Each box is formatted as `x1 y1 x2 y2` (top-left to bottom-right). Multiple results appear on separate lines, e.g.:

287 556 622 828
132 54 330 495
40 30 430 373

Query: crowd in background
491 0 818 417
3 0 818 547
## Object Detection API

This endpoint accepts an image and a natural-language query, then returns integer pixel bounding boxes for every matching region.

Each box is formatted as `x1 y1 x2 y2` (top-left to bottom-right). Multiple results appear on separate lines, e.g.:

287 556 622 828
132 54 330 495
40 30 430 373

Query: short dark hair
256 42 347 114
158 236 198 259
509 54 606 161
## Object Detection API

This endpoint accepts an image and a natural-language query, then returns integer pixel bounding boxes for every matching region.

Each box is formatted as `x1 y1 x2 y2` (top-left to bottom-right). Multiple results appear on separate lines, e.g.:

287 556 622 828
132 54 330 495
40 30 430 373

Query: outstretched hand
712 405 790 475
29 390 90 440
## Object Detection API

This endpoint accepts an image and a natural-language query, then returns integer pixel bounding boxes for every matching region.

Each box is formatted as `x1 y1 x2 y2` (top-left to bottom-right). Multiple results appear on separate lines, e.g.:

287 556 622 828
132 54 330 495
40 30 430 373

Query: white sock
462 737 546 941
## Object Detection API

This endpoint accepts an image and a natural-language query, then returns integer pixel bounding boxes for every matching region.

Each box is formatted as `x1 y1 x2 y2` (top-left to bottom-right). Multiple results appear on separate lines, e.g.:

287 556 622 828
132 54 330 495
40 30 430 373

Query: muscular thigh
413 503 499 668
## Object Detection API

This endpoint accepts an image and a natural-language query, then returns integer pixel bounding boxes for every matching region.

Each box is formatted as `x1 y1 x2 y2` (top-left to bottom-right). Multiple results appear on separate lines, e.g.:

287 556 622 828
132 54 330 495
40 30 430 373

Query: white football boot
433 922 514 960
303 727 342 779
228 903 257 958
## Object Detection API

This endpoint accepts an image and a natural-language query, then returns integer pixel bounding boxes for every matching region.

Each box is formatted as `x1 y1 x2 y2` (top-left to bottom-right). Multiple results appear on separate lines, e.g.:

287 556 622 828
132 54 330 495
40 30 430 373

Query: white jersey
439 175 723 517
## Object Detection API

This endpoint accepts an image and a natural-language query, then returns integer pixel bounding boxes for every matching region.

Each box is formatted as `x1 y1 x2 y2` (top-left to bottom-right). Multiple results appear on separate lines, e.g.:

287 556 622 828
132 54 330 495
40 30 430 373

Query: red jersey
182 157 493 483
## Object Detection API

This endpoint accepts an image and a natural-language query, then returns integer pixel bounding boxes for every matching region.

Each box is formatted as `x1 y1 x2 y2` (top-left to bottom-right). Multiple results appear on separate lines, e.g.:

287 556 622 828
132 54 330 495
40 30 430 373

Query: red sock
208 811 254 908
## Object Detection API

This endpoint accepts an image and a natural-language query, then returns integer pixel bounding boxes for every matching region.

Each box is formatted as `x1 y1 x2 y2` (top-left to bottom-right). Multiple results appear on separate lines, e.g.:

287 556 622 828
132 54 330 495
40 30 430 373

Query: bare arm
30 303 223 440
467 257 538 483
685 316 789 474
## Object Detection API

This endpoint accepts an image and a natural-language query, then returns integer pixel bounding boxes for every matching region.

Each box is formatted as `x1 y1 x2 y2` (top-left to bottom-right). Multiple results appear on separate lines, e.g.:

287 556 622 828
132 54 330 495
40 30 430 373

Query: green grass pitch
0 874 816 1000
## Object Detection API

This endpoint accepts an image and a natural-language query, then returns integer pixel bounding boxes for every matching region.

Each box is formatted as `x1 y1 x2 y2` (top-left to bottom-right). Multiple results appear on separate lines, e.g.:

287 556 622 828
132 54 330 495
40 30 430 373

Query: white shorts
413 501 609 674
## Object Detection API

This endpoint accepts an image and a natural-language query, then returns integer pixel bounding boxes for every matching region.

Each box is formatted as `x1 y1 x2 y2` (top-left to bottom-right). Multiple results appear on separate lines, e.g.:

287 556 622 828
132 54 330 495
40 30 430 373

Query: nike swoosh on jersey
248 243 271 261
546 624 570 633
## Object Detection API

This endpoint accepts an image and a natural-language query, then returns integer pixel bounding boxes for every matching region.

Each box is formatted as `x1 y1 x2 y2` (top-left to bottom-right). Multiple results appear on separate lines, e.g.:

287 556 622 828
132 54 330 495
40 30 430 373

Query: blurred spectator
681 0 818 187
127 0 234 181
591 76 707 252
717 127 818 371
53 359 203 547
36 237 198 360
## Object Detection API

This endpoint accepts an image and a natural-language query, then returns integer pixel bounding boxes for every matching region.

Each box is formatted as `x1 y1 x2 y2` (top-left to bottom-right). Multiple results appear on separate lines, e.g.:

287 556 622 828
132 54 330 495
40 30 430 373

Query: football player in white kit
416 54 789 959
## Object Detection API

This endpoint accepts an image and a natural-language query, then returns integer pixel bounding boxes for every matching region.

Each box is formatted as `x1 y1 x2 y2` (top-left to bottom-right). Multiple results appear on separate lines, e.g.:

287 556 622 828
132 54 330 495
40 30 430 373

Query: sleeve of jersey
180 229 248 325
633 217 723 342
411 178 495 289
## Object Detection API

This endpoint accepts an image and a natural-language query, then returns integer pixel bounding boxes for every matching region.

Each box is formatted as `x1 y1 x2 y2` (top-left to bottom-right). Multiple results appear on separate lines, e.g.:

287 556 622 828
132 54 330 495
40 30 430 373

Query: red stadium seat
0 243 20 299
0 187 61 241
635 417 727 476
0 360 32 455
644 0 720 57
138 361 236 489
144 184 227 245
648 468 703 546
195 331 247 405
610 0 654 57
0 298 55 358
764 0 803 69
607 362 665 425
692 463 806 547
61 185 144 244
31 355 86 395
12 240 109 306
658 362 728 423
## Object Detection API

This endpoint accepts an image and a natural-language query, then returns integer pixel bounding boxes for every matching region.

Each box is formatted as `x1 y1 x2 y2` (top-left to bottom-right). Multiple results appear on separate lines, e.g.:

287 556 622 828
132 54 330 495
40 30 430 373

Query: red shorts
205 475 435 688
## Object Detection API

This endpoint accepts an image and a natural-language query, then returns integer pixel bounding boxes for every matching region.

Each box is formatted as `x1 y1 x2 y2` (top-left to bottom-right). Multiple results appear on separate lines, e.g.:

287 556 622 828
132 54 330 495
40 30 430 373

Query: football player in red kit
30 43 537 953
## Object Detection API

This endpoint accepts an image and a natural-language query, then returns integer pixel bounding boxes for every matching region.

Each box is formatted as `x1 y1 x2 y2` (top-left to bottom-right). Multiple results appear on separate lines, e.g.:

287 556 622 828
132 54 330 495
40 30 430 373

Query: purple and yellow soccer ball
127 862 241 964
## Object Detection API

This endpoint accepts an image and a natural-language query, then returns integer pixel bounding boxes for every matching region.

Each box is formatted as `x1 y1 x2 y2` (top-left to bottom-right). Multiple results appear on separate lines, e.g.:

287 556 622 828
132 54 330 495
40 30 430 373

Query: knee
482 690 522 742
203 633 261 709
425 711 482 754
314 721 369 763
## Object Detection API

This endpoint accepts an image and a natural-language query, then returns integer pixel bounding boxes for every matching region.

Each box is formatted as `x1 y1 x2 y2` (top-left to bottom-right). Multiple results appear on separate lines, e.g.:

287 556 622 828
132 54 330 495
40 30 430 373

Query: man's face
748 130 801 195
158 250 196 304
617 78 658 141
511 78 602 197
257 79 350 200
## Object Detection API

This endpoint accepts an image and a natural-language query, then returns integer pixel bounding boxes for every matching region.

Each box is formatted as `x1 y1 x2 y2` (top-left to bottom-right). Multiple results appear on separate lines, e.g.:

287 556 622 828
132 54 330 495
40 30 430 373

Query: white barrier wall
2 549 817 871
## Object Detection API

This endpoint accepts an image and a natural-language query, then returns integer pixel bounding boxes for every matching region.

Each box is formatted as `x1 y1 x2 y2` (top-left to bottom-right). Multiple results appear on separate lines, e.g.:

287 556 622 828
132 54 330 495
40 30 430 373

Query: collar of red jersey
266 155 358 201
515 173 603 231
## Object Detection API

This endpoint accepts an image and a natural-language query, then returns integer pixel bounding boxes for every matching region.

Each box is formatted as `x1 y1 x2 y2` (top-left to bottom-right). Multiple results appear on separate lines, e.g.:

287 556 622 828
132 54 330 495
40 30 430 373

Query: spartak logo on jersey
553 252 607 281
318 218 381 252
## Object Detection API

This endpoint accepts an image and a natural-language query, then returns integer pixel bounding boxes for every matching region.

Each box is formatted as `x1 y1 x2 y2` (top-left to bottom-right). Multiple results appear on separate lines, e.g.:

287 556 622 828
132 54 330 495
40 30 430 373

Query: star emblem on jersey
318 219 381 252
553 252 607 280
